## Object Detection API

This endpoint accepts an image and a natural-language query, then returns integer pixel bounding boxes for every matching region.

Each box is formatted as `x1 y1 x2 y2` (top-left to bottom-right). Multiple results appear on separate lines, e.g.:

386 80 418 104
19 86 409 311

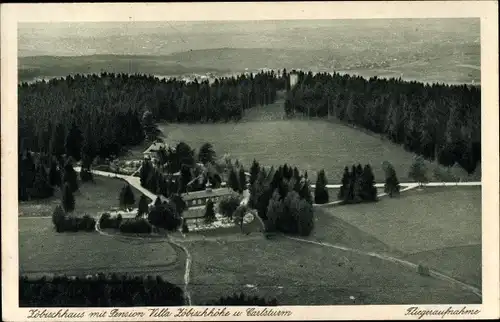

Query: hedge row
99 213 123 229
52 209 96 232
19 274 184 307
119 218 153 234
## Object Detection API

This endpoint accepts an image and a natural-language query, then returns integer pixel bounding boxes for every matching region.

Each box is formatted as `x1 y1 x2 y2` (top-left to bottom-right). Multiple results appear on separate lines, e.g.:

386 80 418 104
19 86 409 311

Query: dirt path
284 236 482 299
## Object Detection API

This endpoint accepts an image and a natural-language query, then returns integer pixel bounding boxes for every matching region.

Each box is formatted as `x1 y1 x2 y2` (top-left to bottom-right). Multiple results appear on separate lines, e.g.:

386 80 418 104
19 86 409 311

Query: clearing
157 99 479 183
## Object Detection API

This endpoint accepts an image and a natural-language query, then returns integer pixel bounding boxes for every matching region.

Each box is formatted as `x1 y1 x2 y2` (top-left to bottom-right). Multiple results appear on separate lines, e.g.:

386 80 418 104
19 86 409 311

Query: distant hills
18 46 480 85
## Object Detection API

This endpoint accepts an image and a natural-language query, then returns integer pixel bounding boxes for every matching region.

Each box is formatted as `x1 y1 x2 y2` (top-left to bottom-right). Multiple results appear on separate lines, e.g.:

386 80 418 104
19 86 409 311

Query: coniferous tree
338 166 350 201
384 163 400 197
137 194 150 218
63 161 79 192
80 153 94 183
204 199 216 224
249 159 260 186
119 184 136 209
62 183 75 213
49 160 61 187
140 159 153 187
361 164 377 201
228 168 240 193
238 167 247 193
31 163 54 199
299 179 313 205
65 122 83 161
50 123 66 157
314 169 329 204
408 156 428 186
198 143 216 165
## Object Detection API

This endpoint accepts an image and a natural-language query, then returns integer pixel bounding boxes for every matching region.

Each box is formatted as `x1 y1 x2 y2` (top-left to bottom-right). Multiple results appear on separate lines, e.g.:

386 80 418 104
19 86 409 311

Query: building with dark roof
181 187 235 207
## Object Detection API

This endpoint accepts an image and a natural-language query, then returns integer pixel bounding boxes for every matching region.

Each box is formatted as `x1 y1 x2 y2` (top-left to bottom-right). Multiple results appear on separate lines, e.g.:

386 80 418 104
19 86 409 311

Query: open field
159 101 479 183
322 186 481 254
319 186 481 287
186 237 480 305
18 176 150 218
19 217 183 282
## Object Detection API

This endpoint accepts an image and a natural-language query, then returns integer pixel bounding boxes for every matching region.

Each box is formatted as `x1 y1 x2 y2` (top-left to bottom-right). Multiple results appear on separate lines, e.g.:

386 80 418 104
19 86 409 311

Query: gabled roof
143 141 168 154
181 187 234 201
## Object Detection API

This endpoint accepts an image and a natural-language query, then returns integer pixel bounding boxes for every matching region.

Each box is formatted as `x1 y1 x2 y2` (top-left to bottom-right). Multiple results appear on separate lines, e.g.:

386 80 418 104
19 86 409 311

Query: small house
143 141 168 161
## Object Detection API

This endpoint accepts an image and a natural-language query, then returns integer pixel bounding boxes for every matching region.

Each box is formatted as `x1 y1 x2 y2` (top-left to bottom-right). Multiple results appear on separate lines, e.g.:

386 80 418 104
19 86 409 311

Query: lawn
18 176 150 218
18 217 183 284
186 237 480 305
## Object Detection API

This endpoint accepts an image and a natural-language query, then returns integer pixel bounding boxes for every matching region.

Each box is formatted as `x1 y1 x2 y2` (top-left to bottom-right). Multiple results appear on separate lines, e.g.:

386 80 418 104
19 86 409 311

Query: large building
181 187 235 207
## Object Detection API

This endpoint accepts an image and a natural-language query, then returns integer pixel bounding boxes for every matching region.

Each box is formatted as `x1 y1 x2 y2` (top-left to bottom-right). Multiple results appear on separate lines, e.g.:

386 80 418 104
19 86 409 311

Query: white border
2 1 499 321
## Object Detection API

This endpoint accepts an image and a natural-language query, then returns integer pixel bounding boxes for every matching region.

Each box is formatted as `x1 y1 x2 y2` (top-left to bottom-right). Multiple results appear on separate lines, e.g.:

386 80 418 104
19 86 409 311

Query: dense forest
284 71 481 174
18 68 481 202
18 71 283 159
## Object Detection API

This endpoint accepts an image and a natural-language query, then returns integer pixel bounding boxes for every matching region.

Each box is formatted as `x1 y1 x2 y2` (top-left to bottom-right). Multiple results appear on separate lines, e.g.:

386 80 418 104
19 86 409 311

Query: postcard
1 1 499 321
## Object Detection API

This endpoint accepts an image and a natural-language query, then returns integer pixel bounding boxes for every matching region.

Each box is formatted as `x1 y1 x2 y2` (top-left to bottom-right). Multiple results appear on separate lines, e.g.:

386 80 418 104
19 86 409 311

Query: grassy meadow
159 99 479 183
18 176 150 218
319 186 482 287
19 217 182 281
186 237 480 305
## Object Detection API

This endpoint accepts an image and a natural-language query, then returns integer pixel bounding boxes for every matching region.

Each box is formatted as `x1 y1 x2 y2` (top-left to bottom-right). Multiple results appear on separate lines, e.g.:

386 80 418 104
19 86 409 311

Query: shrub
99 213 123 229
218 194 242 219
78 214 96 231
80 169 93 182
204 199 216 224
53 212 96 233
19 274 185 307
417 264 431 277
119 218 153 234
182 221 189 233
148 202 182 231
52 205 66 230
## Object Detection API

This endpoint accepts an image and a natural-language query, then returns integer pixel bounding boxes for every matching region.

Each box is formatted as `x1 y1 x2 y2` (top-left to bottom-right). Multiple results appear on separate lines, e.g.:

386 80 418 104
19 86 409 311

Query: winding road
67 166 482 304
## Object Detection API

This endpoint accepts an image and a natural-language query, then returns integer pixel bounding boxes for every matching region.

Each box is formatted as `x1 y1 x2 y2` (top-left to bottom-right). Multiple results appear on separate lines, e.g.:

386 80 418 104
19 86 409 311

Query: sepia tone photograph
2 1 499 321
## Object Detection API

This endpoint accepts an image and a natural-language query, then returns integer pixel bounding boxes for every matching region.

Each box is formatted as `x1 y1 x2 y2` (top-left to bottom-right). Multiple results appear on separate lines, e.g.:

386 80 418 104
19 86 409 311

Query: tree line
18 71 283 160
284 71 481 174
20 275 278 307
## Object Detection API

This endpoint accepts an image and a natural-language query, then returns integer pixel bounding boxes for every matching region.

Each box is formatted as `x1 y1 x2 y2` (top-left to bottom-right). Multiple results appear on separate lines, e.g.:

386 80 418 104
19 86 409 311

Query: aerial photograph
17 18 481 308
